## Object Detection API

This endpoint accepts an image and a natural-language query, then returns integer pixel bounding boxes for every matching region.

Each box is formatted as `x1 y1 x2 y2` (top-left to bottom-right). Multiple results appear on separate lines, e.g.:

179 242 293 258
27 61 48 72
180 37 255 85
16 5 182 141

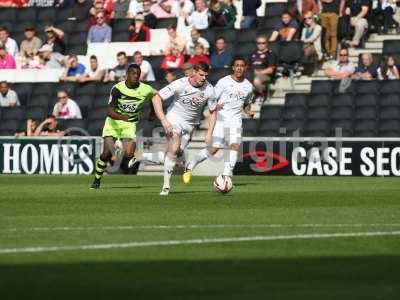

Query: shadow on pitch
0 255 399 299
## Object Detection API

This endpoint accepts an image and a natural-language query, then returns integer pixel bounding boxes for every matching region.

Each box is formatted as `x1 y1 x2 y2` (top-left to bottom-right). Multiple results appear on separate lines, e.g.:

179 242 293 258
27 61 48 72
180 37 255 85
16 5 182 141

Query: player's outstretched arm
152 93 173 136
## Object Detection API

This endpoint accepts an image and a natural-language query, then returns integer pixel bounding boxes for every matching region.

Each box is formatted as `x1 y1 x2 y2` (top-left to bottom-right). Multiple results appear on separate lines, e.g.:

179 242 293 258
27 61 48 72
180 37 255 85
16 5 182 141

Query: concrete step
365 41 383 50
369 33 400 42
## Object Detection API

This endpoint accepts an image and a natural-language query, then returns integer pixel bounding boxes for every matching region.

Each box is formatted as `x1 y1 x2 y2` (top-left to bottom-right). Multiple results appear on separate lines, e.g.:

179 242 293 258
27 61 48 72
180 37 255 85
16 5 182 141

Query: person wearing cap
88 11 112 43
0 45 16 69
43 25 66 55
0 27 18 57
20 26 42 61
129 14 151 42
38 44 66 69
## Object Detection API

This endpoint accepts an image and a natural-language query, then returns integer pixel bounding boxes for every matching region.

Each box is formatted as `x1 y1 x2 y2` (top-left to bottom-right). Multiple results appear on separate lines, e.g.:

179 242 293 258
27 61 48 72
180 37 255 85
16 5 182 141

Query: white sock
186 148 212 170
163 153 177 189
223 150 238 177
141 151 165 164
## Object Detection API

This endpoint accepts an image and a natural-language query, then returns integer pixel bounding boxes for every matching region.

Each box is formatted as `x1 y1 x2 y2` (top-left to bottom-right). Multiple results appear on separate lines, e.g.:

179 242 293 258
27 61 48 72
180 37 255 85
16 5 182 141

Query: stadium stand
0 0 400 142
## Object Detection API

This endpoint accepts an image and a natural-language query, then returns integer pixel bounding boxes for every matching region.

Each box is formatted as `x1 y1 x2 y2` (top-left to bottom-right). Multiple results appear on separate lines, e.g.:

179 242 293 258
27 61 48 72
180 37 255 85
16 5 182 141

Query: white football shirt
158 77 216 126
215 75 254 121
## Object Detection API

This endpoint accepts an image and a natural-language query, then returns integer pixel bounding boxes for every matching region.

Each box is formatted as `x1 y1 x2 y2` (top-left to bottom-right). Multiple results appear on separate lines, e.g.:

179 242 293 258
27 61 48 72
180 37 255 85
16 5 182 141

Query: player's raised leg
91 137 115 189
161 132 181 195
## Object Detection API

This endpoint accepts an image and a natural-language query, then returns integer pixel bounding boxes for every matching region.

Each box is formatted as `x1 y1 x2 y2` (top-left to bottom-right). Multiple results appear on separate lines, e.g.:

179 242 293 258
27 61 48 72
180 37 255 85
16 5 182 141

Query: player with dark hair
183 57 254 184
151 62 218 195
90 64 155 189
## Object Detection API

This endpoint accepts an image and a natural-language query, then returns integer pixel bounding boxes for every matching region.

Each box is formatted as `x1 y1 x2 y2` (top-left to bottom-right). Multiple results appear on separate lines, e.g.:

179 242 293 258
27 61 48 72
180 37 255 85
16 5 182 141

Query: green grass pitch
1 175 400 299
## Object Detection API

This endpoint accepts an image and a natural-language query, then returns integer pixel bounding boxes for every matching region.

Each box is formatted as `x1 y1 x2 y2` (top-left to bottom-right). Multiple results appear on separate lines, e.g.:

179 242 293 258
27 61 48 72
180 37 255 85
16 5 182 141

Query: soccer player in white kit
183 57 254 183
152 62 218 195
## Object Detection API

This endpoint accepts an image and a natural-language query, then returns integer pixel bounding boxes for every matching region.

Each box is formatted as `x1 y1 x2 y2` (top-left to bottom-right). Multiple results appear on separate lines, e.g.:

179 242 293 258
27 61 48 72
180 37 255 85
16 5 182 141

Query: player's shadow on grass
1 255 399 300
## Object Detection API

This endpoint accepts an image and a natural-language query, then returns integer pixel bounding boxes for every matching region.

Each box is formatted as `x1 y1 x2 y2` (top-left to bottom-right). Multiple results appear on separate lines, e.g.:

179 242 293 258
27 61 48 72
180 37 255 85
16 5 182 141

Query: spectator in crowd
88 11 112 43
43 25 66 55
241 0 261 29
292 0 319 22
15 119 39 137
172 0 194 17
142 0 158 28
161 46 185 69
113 0 130 19
20 26 42 67
186 29 210 56
189 44 210 65
210 0 227 27
210 36 232 68
164 70 177 83
352 53 377 79
38 44 66 69
151 0 176 18
0 27 18 57
377 0 399 33
251 35 277 97
377 55 400 80
129 14 151 42
60 55 86 81
71 0 92 21
301 11 323 61
181 62 193 76
133 51 155 81
220 0 237 28
53 90 82 119
34 115 64 136
186 0 210 30
127 0 143 18
320 0 344 59
344 0 369 48
0 45 16 69
269 11 299 42
166 24 186 54
89 0 112 25
324 48 356 79
0 81 20 107
104 51 129 82
77 55 105 82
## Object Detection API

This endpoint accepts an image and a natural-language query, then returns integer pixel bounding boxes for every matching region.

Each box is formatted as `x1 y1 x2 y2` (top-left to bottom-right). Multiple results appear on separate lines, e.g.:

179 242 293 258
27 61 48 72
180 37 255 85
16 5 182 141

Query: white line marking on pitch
2 224 400 232
0 231 399 255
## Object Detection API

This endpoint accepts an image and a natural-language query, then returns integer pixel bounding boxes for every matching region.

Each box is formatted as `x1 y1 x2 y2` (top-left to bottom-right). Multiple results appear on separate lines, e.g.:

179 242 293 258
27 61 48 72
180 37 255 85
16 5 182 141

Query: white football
213 175 233 194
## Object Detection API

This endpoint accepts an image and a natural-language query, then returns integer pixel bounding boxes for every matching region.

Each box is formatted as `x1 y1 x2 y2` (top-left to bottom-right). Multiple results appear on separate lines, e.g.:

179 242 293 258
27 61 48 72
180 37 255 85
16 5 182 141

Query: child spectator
189 44 210 65
161 47 185 69
377 55 400 80
0 45 16 69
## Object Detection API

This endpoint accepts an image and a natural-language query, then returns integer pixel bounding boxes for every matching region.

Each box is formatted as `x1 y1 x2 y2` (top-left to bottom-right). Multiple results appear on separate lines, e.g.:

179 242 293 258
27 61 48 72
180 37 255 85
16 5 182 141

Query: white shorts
167 114 194 150
212 120 242 148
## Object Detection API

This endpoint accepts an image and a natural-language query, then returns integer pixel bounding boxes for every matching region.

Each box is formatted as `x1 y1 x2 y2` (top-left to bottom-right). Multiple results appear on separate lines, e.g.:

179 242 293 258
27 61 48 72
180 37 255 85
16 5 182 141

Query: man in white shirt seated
186 0 210 30
324 48 356 80
186 29 210 56
133 51 155 82
0 27 18 57
0 81 20 107
52 90 82 119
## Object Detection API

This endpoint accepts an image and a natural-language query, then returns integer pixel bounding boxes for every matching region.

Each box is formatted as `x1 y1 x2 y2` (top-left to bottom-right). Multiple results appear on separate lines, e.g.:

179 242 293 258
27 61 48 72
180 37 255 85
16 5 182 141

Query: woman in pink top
0 46 16 69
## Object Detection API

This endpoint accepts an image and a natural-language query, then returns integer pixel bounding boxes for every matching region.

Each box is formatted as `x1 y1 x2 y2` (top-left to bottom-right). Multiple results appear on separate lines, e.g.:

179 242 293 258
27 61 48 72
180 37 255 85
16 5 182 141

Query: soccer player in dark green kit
90 64 155 189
